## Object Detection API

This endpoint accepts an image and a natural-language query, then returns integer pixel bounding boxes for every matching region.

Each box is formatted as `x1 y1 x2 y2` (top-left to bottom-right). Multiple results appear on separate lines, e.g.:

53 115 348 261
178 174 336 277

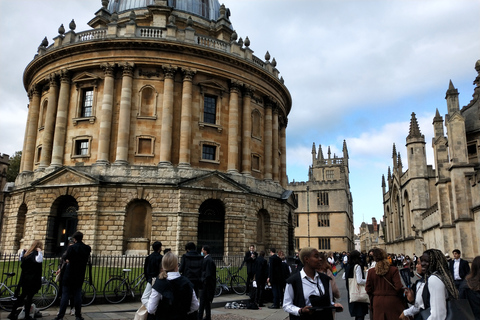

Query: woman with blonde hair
365 248 404 320
8 240 43 320
147 252 199 319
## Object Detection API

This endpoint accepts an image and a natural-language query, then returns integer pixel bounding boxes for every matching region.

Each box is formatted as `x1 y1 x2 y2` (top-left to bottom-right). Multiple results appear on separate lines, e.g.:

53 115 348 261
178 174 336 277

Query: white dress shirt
147 271 199 315
403 281 425 318
453 259 461 280
427 274 447 320
283 269 334 316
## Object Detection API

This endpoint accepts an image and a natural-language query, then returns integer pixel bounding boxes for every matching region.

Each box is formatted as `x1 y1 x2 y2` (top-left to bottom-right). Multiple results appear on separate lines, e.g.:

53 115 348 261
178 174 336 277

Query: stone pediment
179 171 250 193
31 167 100 187
197 80 227 93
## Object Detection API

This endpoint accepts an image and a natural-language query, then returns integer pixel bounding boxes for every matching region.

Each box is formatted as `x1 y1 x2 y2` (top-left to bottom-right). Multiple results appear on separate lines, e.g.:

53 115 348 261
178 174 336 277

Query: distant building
288 141 355 252
358 217 386 252
0 0 296 256
381 60 480 260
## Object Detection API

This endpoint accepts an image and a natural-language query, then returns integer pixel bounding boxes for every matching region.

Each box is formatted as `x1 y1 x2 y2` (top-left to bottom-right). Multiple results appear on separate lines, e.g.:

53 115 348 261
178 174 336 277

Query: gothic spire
407 112 422 139
392 143 397 159
397 152 402 168
343 140 349 159
387 166 391 181
382 174 386 188
318 145 324 160
327 146 331 159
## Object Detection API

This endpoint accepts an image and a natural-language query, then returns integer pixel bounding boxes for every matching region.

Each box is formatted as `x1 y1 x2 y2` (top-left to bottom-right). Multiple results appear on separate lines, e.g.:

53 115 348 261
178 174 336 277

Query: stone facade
358 218 386 253
381 60 480 261
0 0 296 256
288 142 355 252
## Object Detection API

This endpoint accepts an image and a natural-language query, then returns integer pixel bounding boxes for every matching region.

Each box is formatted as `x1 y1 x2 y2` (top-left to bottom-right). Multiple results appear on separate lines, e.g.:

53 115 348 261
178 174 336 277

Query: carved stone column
272 106 279 182
227 81 241 173
50 69 71 168
39 73 59 169
22 85 41 172
179 68 196 167
97 63 115 164
241 86 253 175
114 63 134 165
159 65 176 166
264 100 273 180
280 117 287 188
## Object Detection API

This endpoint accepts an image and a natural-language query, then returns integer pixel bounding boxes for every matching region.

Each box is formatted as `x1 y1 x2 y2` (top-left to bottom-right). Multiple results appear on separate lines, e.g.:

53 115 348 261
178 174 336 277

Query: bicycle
214 264 246 297
0 272 18 311
32 263 59 310
81 262 96 306
103 269 146 304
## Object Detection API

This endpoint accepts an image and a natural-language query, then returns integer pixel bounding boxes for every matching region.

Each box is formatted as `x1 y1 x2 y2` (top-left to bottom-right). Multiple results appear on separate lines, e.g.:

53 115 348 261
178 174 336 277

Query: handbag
134 304 148 320
348 264 369 304
418 298 474 320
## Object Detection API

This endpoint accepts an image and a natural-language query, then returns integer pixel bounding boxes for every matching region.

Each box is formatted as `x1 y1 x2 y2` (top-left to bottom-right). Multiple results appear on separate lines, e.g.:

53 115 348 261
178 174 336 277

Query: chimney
372 217 378 232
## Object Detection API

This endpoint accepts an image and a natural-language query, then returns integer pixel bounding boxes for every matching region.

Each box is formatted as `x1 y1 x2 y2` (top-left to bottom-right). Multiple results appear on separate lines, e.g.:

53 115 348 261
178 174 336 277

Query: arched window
138 86 157 118
252 109 262 139
39 100 48 129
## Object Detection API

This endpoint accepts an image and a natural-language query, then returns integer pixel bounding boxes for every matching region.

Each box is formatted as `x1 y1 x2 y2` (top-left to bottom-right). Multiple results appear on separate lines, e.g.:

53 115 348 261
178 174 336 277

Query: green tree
6 151 21 182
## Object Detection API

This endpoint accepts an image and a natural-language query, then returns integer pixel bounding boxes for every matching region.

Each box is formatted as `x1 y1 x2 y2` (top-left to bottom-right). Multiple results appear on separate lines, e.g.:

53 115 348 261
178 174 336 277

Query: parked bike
214 264 246 297
103 269 146 304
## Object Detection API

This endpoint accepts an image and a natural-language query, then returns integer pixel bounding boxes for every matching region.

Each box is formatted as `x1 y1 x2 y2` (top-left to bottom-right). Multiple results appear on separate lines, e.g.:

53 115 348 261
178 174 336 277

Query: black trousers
198 287 214 320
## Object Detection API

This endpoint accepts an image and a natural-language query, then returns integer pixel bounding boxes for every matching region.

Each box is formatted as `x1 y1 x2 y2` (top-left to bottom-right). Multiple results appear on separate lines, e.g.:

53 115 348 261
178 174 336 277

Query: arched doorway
14 203 28 252
198 199 225 255
46 195 79 256
256 209 270 253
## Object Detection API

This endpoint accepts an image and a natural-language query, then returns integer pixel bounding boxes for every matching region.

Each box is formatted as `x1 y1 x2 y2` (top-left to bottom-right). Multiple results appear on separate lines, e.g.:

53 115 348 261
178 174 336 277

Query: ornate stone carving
28 84 41 100
69 19 76 31
163 65 177 79
244 85 255 98
47 73 58 87
101 63 116 77
182 68 196 81
121 62 135 77
230 79 243 93
138 68 161 78
58 24 65 35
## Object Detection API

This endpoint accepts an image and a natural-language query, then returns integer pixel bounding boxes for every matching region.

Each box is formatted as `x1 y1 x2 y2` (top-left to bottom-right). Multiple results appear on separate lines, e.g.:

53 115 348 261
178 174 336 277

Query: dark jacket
459 279 480 320
151 276 194 320
286 271 333 320
145 251 163 284
179 251 203 287
20 251 43 294
268 254 283 284
244 250 257 274
201 255 216 291
254 255 268 285
63 240 91 288
449 259 471 280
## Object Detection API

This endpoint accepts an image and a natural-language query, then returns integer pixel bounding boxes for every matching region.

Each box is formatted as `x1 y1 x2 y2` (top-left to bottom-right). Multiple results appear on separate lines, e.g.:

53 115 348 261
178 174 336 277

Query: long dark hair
466 256 480 291
349 250 363 267
423 249 458 299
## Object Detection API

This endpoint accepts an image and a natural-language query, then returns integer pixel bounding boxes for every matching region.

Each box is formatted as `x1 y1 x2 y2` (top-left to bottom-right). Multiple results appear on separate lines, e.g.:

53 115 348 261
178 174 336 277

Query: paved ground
1 268 371 320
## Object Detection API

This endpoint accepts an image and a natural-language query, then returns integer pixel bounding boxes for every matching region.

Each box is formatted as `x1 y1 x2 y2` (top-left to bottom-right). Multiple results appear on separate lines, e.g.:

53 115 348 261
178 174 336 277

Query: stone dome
107 0 221 20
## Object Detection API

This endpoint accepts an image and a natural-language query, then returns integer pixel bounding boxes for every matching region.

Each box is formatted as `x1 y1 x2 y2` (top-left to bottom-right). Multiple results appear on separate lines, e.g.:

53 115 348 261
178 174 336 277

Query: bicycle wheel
81 281 96 307
103 278 128 304
0 285 17 311
33 282 58 310
231 276 246 295
214 279 222 297
135 278 146 296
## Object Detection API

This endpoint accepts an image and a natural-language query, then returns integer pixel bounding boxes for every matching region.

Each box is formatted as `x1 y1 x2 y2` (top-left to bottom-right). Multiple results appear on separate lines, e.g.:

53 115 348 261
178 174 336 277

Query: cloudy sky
1 0 479 232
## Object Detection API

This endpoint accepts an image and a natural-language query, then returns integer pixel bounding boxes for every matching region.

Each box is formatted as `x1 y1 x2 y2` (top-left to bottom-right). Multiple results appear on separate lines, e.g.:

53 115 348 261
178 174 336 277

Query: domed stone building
0 0 296 256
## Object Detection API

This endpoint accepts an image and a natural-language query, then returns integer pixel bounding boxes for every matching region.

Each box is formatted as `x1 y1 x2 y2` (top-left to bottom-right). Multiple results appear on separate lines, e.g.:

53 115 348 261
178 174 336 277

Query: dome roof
107 0 221 20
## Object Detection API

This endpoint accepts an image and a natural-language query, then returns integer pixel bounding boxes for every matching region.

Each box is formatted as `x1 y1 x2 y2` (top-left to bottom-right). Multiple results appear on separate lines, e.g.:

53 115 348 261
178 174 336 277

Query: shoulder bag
349 264 369 304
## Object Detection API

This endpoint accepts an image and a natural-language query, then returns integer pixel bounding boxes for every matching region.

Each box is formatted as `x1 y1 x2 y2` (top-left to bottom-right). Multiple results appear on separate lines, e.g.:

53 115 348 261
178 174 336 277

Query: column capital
28 84 41 100
230 79 243 94
59 68 70 83
101 62 116 77
46 73 58 87
264 96 275 108
163 65 177 79
120 62 135 77
181 67 196 81
279 115 288 128
243 84 255 98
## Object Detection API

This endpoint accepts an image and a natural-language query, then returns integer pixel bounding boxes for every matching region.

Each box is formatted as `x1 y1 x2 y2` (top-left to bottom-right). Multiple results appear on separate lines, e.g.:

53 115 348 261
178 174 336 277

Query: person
283 247 343 320
317 252 340 300
294 251 304 273
145 241 163 286
267 247 283 309
179 242 203 297
327 251 335 266
8 240 43 320
253 251 268 307
400 258 427 320
449 249 471 290
459 255 480 320
365 248 404 320
56 239 75 316
279 250 292 304
198 245 216 320
54 231 91 320
147 252 199 319
343 250 368 320
342 252 348 270
366 249 376 270
421 249 458 319
243 245 257 294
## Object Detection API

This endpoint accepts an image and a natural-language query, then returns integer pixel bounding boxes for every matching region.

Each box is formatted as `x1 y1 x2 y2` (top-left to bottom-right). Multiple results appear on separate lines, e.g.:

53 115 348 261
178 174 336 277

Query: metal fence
0 253 248 302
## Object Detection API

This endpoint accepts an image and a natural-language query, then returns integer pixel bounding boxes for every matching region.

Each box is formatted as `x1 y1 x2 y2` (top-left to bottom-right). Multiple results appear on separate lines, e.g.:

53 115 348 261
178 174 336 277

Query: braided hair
424 249 458 299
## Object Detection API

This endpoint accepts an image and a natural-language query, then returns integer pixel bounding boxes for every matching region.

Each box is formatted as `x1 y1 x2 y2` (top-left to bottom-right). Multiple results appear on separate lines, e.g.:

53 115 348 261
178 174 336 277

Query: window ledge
72 154 90 159
73 116 96 125
137 115 157 120
135 153 155 157
200 159 220 165
199 122 223 132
